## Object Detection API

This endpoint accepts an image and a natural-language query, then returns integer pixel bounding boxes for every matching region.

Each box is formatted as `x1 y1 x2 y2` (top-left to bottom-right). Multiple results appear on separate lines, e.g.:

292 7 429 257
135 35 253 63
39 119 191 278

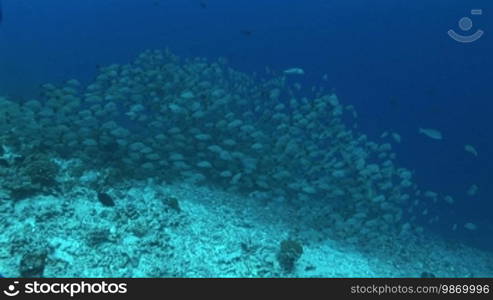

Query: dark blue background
0 0 491 249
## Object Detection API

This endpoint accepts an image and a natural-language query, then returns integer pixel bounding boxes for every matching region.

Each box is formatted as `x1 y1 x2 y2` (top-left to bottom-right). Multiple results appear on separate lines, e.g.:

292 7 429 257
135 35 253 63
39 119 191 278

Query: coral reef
0 149 60 200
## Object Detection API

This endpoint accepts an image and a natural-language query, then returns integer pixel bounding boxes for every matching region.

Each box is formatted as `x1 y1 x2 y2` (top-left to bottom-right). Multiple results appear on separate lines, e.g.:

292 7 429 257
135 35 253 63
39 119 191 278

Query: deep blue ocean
0 0 491 252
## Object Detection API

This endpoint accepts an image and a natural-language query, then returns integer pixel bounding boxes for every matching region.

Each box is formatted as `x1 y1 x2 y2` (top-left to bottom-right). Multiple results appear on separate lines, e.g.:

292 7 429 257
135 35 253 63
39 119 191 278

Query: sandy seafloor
0 164 492 278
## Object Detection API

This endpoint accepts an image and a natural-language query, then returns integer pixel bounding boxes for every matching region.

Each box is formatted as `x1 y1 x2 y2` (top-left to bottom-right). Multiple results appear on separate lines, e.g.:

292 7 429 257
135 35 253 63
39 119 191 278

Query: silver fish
419 128 443 140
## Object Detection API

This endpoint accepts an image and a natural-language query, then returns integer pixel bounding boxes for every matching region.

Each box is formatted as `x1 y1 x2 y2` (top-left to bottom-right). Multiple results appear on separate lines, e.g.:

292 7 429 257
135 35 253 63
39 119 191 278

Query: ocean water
0 0 492 277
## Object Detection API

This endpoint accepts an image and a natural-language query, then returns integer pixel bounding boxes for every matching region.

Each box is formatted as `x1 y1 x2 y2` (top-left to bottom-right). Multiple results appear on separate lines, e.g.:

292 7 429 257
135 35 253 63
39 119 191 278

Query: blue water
0 0 492 253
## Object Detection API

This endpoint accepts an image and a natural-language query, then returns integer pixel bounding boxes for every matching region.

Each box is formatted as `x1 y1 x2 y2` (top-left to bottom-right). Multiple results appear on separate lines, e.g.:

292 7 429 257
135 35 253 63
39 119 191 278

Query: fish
467 184 479 196
97 192 115 207
464 222 478 231
284 68 305 75
465 144 478 157
391 132 401 143
419 128 443 140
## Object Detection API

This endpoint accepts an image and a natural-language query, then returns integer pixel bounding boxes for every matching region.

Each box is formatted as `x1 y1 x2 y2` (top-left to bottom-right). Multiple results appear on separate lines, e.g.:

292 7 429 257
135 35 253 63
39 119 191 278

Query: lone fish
391 132 401 143
284 68 305 75
467 184 479 196
419 128 443 140
465 144 478 157
464 222 478 231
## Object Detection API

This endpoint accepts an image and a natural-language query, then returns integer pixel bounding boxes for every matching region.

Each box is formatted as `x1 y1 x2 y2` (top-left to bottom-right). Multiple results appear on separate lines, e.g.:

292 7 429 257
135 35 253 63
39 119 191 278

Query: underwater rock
24 155 60 187
277 239 303 273
1 153 59 200
19 249 48 278
0 158 8 167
